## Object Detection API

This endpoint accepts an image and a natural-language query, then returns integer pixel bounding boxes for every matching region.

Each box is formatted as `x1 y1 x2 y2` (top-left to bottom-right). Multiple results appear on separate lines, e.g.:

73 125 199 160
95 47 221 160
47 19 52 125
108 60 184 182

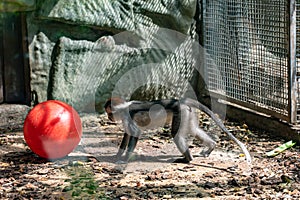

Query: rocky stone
25 1 200 112
37 0 196 34
29 32 55 105
48 33 199 112
48 35 134 112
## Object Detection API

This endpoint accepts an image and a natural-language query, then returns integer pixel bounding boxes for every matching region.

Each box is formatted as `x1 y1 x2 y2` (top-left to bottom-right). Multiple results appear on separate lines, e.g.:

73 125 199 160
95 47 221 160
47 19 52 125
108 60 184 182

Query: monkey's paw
200 149 213 157
173 157 191 163
115 160 128 164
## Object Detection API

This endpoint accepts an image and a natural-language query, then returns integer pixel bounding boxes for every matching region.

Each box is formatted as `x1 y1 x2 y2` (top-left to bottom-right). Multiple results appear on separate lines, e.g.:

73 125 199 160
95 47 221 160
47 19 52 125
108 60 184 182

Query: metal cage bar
289 0 297 124
295 0 300 124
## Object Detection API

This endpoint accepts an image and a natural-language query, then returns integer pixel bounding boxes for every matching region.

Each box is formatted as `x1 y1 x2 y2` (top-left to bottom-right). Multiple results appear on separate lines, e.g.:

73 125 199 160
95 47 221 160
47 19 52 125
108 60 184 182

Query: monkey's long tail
184 98 252 164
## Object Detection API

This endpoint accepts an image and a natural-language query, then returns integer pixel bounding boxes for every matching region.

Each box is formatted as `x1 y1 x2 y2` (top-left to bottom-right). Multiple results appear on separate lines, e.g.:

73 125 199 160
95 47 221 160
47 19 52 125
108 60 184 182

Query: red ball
23 100 82 159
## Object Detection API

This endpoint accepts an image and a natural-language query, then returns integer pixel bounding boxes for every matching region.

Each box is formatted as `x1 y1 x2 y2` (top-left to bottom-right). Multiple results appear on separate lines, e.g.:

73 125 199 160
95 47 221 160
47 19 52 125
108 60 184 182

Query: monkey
104 97 252 164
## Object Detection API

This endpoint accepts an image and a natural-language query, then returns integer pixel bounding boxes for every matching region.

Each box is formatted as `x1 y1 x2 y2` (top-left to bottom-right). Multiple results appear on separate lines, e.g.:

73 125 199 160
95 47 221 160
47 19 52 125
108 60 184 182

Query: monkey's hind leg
171 108 193 163
194 128 216 157
172 133 193 163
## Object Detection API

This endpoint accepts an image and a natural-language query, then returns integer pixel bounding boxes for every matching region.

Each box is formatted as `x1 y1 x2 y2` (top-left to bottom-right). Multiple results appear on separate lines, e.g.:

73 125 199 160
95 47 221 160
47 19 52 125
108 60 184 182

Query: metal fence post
288 0 297 124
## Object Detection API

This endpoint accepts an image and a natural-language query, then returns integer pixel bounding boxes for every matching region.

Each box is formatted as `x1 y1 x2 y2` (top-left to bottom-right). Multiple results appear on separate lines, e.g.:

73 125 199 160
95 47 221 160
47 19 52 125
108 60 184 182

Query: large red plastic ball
23 100 82 159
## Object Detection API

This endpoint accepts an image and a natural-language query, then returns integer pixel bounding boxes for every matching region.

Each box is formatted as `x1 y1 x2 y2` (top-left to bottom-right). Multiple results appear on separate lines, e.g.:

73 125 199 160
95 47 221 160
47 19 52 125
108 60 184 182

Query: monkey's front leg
116 134 139 163
123 135 139 161
117 116 142 162
116 132 130 159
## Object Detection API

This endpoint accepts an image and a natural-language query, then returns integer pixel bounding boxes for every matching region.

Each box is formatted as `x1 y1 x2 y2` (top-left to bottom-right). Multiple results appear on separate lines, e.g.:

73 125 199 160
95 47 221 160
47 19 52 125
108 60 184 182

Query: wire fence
202 0 291 121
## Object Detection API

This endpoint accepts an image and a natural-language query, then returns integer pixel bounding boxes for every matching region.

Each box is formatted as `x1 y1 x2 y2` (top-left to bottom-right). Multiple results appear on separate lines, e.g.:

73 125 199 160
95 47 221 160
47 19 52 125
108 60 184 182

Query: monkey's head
104 97 125 122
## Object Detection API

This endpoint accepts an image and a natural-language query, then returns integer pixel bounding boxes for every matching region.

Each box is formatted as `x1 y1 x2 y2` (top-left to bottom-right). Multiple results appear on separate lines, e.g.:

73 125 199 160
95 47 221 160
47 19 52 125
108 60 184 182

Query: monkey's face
104 97 125 122
105 105 115 122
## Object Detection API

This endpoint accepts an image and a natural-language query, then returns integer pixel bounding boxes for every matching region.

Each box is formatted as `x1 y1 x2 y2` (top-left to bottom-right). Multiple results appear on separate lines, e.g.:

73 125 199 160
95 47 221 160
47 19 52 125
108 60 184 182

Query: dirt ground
0 110 300 199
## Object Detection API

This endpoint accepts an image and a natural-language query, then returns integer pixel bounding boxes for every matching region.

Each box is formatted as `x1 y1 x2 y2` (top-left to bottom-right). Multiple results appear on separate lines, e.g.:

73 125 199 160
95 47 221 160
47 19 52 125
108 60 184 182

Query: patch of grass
62 161 110 199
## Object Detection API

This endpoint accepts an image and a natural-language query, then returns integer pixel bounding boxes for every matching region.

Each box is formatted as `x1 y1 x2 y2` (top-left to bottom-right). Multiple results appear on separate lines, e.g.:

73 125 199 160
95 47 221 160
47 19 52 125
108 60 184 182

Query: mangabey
104 97 251 164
